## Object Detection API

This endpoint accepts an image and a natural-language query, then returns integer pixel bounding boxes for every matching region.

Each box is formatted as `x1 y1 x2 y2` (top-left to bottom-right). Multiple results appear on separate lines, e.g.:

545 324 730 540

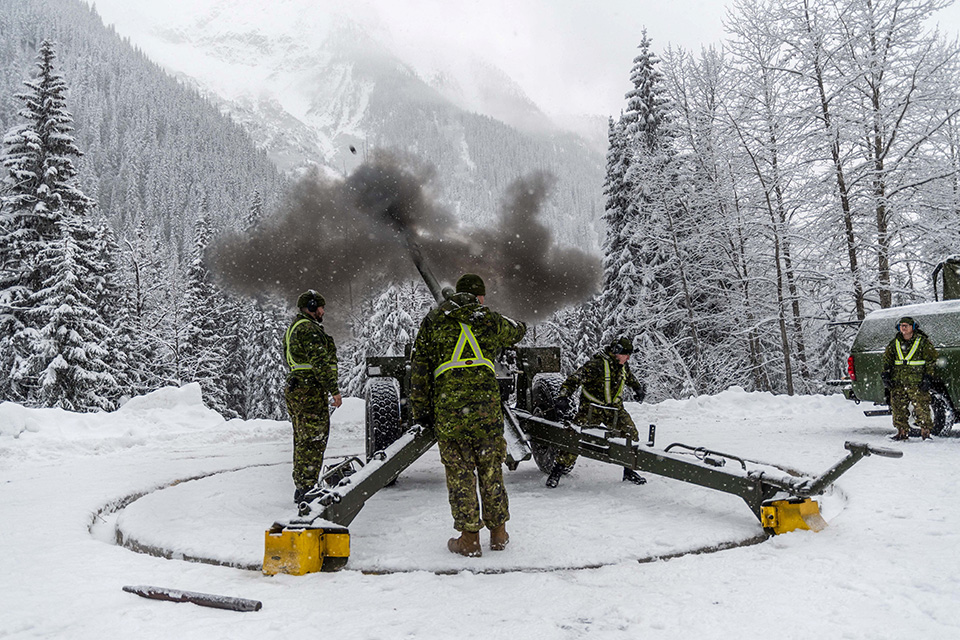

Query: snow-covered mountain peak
91 0 558 161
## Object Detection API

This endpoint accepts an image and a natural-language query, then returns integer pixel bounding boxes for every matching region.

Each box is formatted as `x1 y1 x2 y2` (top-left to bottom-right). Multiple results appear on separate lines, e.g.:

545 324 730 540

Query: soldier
283 290 342 503
881 316 939 441
410 273 527 557
549 337 647 488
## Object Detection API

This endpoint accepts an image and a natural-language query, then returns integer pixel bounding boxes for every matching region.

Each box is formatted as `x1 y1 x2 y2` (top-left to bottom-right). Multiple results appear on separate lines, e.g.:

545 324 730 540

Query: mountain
89 0 607 251
0 0 287 251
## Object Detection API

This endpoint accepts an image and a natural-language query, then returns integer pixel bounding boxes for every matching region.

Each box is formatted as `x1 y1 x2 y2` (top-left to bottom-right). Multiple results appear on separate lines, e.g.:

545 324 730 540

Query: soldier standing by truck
882 316 939 441
409 274 527 557
283 290 342 503
549 337 648 488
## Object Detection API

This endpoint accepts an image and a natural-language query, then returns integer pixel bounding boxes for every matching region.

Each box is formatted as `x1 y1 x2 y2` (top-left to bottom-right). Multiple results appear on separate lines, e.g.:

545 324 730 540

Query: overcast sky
369 0 731 117
90 0 960 119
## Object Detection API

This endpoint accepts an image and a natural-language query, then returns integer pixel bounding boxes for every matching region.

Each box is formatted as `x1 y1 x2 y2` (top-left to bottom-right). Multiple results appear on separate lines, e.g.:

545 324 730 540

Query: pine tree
221 191 287 418
600 31 699 395
90 218 134 405
124 219 175 394
28 211 116 411
180 204 231 415
0 40 109 409
368 284 417 357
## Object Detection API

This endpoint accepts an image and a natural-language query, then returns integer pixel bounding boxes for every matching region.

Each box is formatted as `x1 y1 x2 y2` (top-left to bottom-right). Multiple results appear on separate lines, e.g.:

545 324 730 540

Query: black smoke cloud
210 152 600 329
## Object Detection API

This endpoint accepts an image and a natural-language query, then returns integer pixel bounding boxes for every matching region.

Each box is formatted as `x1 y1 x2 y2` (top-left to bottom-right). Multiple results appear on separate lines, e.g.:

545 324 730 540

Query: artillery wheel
365 376 403 461
931 389 955 436
530 373 570 473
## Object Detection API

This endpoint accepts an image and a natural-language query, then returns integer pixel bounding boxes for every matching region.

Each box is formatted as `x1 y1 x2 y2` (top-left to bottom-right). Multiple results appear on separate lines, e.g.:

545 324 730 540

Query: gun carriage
264 243 901 575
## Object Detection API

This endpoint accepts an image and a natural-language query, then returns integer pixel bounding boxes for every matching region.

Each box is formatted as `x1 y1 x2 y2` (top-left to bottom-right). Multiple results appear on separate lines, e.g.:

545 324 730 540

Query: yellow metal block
761 498 828 535
262 525 352 575
324 532 350 558
262 528 323 576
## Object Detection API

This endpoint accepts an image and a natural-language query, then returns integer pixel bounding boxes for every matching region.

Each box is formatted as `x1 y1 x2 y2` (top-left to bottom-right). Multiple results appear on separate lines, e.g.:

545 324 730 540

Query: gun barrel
405 236 448 304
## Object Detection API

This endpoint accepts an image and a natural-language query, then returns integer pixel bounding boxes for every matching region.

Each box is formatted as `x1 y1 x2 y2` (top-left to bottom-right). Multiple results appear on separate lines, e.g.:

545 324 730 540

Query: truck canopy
853 300 960 352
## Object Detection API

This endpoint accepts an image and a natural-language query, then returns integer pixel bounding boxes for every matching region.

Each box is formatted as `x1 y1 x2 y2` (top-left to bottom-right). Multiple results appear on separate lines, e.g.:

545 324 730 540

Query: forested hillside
4 0 959 417
0 1 287 249
0 1 290 418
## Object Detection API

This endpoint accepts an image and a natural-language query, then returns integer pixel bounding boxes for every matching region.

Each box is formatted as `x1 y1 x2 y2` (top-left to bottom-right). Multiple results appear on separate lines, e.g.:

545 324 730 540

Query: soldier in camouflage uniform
410 274 526 557
283 290 342 503
549 337 647 488
882 316 939 441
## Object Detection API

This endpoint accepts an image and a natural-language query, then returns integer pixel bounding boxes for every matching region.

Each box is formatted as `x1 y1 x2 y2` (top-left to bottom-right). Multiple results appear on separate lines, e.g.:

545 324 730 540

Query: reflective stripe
581 357 626 405
894 338 925 366
284 318 314 372
434 322 496 379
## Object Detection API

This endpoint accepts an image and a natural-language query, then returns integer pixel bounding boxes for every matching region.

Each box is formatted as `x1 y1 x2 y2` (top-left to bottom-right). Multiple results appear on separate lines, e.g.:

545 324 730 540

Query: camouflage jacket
283 313 339 395
559 349 645 408
410 292 526 440
883 330 938 387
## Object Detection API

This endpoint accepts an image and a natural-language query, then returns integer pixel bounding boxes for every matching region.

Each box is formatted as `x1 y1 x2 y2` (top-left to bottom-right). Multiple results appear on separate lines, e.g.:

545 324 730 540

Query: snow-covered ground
2 383 959 639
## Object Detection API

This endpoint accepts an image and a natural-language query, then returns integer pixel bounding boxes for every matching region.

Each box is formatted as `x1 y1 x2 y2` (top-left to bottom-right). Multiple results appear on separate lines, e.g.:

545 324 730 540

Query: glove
634 382 647 404
880 371 893 390
919 374 933 393
554 395 571 416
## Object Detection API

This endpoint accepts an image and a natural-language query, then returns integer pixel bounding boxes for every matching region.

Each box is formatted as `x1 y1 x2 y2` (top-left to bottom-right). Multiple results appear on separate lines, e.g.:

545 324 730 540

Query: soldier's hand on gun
919 374 933 393
331 393 343 408
554 395 571 417
634 382 647 404
415 414 434 432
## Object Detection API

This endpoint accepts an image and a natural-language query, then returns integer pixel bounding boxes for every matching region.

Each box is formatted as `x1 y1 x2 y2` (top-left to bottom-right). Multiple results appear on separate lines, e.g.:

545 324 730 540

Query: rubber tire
365 376 403 461
530 373 569 473
931 389 955 436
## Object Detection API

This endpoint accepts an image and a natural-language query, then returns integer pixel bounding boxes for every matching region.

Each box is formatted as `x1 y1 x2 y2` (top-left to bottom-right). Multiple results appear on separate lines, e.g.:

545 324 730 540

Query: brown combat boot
921 428 931 440
447 531 482 557
892 428 910 441
489 524 509 551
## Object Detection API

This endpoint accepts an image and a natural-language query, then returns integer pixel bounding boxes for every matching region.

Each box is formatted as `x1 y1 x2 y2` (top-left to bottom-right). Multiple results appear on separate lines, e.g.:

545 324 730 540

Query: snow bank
0 383 291 462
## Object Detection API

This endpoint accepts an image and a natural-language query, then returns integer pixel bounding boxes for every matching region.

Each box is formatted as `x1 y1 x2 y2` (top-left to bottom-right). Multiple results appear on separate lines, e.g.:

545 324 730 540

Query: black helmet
297 290 325 312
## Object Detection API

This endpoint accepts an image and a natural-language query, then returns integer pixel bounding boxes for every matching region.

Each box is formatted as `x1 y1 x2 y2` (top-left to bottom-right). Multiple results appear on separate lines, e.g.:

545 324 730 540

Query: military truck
844 257 960 436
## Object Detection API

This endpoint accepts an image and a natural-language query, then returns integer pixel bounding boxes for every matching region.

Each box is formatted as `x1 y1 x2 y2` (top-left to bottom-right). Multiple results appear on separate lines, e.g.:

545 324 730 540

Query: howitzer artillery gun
263 245 902 576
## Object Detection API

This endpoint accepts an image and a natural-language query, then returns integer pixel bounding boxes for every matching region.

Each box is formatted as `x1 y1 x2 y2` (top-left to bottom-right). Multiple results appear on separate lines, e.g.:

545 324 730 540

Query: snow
2 385 960 638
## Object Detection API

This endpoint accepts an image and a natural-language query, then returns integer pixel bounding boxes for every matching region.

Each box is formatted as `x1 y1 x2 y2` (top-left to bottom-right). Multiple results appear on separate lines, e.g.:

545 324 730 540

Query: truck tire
931 389 955 436
365 376 403 461
530 373 569 473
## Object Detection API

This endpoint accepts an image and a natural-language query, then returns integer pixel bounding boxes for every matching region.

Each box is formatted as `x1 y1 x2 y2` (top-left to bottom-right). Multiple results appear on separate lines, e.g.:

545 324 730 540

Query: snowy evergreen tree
368 284 417 357
600 31 705 398
26 210 116 411
180 204 231 415
90 218 136 404
123 219 175 394
223 194 287 419
342 280 434 397
0 40 112 409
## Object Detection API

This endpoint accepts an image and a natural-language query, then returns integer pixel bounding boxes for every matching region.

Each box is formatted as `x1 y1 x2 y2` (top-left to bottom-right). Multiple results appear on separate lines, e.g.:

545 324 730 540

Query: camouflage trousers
556 403 639 471
285 382 330 491
437 434 509 533
891 385 933 435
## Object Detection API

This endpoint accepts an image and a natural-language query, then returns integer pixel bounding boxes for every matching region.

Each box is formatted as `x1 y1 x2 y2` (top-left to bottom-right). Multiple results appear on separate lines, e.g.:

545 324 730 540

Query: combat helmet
455 273 486 297
297 290 325 312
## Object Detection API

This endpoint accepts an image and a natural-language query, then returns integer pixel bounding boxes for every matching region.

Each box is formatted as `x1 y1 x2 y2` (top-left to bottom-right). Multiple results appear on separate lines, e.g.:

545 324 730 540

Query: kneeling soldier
550 337 647 488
